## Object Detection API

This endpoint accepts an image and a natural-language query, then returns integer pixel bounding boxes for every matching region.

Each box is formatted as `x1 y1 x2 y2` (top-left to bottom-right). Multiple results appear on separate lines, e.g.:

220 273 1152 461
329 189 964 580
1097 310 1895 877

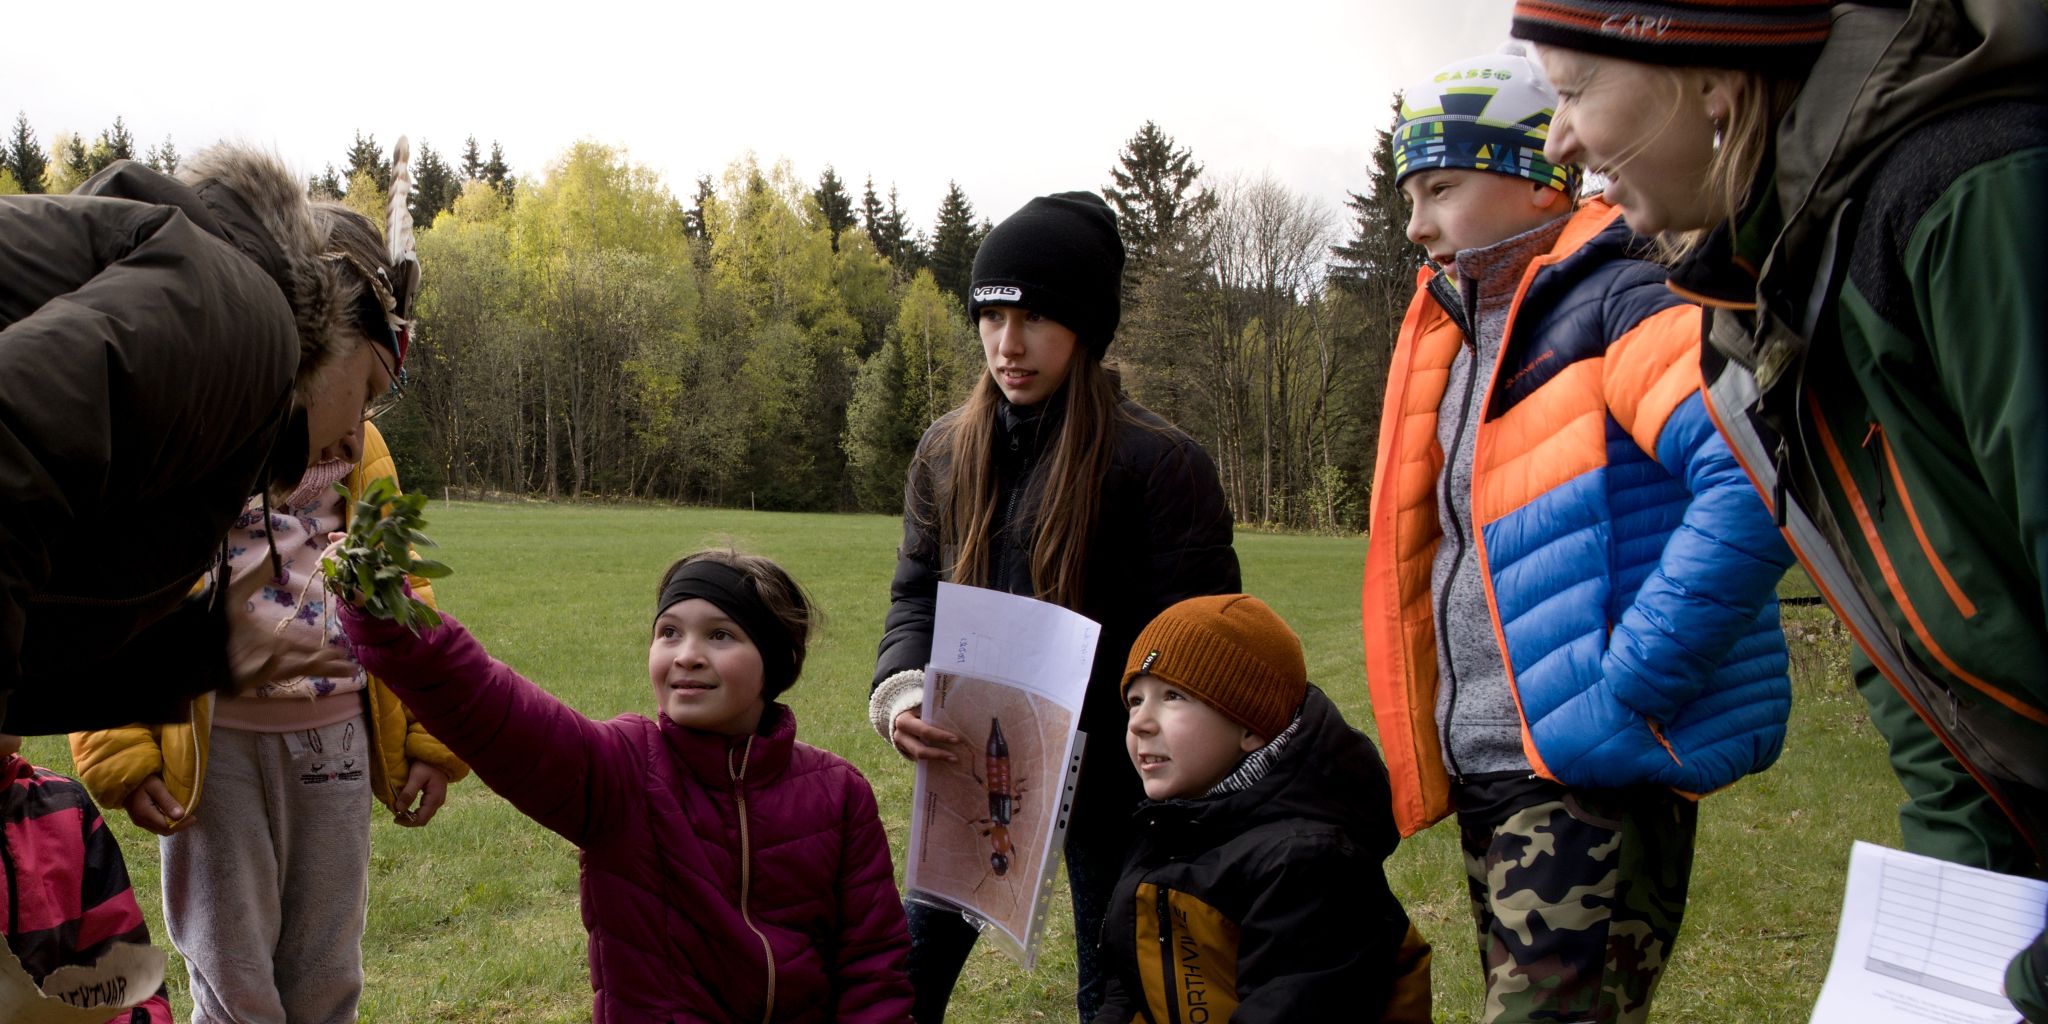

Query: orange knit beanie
1121 594 1307 739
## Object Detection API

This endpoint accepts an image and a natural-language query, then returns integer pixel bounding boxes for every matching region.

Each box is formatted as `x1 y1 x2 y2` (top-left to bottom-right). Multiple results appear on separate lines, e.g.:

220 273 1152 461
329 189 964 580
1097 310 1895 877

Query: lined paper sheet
1812 841 2046 1024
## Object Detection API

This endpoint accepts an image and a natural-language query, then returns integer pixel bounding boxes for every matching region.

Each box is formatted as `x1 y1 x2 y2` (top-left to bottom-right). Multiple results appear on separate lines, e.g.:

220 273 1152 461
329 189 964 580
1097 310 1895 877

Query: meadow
21 500 1896 1022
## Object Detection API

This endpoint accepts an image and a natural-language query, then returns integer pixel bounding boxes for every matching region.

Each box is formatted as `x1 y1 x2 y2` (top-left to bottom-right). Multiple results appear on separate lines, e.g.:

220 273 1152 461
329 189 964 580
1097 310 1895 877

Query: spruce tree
459 135 484 181
1329 96 1414 304
344 131 392 194
5 112 47 194
685 175 715 242
89 116 135 173
1326 95 1415 516
874 185 920 272
860 176 884 243
144 134 179 174
310 164 344 200
409 140 461 228
927 181 980 303
813 166 856 251
1104 120 1216 269
482 141 513 201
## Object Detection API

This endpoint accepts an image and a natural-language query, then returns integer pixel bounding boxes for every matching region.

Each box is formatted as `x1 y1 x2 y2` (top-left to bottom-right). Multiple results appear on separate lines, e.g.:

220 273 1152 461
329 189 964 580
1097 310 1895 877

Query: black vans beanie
969 191 1125 357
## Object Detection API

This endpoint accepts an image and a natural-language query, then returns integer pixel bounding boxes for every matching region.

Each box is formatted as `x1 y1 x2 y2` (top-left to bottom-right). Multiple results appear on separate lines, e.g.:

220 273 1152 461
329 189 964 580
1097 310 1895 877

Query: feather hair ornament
383 135 420 366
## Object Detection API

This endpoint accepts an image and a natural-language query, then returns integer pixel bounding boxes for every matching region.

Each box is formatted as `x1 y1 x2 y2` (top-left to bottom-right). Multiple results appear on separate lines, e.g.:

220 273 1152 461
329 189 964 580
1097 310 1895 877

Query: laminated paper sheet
904 583 1099 967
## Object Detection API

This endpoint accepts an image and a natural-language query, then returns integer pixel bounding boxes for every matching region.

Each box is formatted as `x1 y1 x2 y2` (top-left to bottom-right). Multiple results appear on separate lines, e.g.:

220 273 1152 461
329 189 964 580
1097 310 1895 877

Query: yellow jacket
68 423 467 824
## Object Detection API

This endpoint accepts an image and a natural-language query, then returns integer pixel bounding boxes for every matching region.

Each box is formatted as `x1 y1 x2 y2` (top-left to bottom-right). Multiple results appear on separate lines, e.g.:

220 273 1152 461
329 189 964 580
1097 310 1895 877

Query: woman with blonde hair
1514 2 2048 1016
867 192 1239 1021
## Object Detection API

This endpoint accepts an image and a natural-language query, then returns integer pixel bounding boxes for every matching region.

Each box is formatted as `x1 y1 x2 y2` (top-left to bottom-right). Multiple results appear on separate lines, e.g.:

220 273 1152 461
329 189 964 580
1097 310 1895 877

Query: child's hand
321 479 448 633
892 709 963 763
393 761 449 827
223 566 357 692
123 774 185 836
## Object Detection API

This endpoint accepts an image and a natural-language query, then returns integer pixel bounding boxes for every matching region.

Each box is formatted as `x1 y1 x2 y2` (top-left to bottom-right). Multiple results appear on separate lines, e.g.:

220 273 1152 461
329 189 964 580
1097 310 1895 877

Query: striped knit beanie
1395 51 1578 193
1122 595 1306 740
1511 1 1832 70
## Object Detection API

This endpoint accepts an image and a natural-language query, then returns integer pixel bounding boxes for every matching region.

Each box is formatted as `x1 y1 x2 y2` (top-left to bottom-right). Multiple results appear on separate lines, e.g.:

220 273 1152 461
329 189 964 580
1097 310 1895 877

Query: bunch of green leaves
321 478 451 632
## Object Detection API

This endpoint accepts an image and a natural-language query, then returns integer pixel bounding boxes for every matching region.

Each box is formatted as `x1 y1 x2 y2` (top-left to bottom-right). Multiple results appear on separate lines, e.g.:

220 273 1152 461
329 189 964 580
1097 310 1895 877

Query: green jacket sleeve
1911 147 2048 622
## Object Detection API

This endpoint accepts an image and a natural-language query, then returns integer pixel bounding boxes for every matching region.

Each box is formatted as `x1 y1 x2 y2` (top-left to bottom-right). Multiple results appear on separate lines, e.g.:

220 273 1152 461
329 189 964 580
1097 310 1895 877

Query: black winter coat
873 394 1239 828
0 161 303 733
1093 687 1430 1024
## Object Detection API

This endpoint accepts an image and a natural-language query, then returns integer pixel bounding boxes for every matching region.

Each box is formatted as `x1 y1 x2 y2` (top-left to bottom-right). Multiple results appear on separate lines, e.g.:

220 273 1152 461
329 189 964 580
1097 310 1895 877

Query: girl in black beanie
866 191 1240 1021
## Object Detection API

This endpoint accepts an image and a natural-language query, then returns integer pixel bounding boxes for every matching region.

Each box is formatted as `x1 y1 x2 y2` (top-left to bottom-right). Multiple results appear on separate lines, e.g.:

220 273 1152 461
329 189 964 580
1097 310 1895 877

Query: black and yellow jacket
1092 686 1430 1024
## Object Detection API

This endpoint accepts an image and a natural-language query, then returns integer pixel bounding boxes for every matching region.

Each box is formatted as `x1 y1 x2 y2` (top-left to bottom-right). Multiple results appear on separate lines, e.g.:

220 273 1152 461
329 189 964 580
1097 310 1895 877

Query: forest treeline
4 110 1418 531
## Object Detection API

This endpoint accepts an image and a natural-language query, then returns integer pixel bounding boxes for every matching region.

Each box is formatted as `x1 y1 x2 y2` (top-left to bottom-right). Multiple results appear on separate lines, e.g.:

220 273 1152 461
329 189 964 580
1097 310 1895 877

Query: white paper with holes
904 583 1099 968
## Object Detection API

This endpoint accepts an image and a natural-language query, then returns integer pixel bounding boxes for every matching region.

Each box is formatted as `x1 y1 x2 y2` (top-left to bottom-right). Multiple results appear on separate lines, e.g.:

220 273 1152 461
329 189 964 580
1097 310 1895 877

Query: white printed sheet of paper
0 942 167 1024
1811 840 2046 1024
905 582 1100 968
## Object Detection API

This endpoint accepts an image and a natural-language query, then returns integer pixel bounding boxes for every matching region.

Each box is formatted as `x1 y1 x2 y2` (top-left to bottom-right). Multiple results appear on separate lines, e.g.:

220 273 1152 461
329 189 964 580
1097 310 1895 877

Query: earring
1711 115 1726 153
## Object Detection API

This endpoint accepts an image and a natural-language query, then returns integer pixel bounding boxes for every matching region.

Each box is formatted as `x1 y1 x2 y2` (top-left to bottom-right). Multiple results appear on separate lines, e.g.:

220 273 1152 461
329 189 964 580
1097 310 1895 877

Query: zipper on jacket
995 432 1031 595
1154 885 1182 1024
727 736 776 1024
1427 275 1482 787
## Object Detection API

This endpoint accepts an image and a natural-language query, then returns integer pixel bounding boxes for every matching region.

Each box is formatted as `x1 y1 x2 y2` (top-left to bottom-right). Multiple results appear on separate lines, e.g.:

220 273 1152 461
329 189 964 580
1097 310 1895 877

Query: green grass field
20 501 1897 1022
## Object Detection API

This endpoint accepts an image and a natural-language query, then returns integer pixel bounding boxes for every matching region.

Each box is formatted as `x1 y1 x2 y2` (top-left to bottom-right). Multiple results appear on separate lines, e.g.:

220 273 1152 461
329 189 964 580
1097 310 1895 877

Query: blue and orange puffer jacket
1361 198 1795 836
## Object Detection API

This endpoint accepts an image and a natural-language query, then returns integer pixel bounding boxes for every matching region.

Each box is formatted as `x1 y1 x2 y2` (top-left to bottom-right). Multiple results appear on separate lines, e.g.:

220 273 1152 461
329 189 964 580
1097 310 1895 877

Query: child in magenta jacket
339 549 912 1024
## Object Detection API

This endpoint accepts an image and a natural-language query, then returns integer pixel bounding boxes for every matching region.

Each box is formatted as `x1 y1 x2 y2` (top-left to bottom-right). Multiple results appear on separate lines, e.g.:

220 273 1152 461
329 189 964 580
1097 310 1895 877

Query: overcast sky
7 0 1514 231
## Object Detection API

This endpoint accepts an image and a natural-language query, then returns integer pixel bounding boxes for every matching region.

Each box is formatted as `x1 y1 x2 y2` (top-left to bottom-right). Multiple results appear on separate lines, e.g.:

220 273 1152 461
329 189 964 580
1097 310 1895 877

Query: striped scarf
1204 708 1306 799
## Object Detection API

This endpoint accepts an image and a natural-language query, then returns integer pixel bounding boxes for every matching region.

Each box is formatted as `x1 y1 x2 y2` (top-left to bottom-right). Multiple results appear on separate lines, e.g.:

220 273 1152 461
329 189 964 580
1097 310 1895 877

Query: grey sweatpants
162 717 372 1024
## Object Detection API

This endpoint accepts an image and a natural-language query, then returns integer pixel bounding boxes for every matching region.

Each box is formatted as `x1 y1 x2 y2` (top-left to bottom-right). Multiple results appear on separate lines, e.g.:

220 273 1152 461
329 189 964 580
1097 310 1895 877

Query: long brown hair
926 353 1131 610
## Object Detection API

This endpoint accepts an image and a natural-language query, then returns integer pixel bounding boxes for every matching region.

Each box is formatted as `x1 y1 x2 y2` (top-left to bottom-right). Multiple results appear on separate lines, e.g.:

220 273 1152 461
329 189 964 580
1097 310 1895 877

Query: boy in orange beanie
1092 594 1430 1024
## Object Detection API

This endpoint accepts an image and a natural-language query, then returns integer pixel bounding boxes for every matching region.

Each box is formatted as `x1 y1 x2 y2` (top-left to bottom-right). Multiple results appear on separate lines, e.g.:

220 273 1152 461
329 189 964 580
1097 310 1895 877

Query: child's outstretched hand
392 761 449 827
321 478 450 633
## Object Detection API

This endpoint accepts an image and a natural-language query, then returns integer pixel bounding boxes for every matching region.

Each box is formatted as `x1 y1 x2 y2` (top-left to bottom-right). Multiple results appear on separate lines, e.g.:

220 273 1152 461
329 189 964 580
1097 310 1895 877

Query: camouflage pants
1455 776 1698 1024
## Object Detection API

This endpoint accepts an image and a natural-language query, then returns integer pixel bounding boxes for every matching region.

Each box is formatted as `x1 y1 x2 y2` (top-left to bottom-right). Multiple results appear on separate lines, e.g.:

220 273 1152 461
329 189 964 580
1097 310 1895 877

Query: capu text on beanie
1511 0 1832 70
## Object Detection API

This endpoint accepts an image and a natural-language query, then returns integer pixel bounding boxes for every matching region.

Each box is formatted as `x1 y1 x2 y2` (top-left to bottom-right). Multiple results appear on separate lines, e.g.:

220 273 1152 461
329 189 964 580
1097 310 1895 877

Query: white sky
6 0 1514 232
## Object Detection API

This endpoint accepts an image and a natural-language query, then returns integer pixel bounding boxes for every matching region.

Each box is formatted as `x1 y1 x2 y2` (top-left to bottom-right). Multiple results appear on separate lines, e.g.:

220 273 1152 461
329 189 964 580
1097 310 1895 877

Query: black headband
655 561 799 699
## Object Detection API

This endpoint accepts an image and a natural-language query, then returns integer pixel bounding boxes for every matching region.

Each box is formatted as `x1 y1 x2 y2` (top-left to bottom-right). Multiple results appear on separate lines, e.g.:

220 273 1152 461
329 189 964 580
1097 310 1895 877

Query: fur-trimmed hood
177 147 354 371
77 148 352 372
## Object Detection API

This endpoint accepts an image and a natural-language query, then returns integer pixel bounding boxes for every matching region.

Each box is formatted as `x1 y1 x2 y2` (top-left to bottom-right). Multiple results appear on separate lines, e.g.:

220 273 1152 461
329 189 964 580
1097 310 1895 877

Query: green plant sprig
320 478 451 633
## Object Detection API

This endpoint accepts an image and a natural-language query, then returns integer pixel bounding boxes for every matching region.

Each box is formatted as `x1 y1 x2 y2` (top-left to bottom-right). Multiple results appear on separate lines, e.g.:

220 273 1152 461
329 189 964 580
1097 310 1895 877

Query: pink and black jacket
1 753 172 1023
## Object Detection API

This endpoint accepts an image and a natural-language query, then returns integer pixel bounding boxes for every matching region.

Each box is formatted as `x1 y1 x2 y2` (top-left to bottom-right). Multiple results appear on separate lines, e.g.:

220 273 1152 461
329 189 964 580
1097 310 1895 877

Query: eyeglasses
364 340 408 420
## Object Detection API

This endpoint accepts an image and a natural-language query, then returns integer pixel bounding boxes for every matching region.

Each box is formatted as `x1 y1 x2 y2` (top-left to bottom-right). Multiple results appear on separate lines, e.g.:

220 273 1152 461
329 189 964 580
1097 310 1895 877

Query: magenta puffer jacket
341 607 913 1024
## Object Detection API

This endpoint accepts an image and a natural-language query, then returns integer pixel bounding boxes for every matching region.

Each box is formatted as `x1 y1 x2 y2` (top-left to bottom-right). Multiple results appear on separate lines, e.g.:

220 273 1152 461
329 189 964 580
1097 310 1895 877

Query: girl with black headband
338 549 913 1023
865 192 1240 1022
